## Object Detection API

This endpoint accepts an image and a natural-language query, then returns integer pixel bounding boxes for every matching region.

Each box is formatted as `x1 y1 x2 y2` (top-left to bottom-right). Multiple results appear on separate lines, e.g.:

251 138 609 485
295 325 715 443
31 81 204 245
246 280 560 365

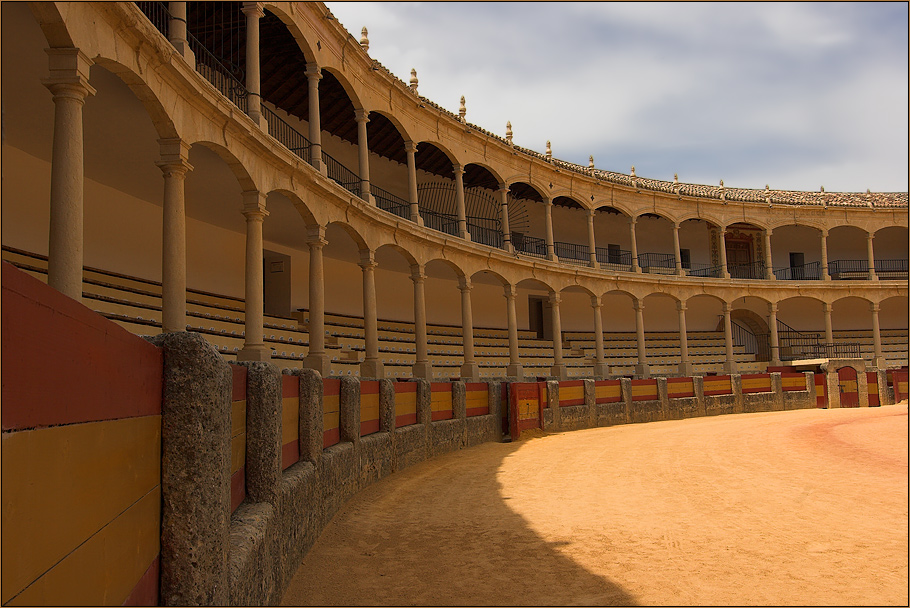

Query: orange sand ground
282 403 909 606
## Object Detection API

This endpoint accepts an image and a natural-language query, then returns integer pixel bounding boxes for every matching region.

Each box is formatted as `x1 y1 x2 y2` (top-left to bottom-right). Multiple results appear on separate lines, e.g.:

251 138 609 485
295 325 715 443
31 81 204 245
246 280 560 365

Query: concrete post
549 291 566 379
722 301 737 374
629 216 640 272
359 249 383 379
764 228 775 279
586 208 598 267
505 285 523 378
411 264 432 379
355 109 372 203
453 164 469 240
43 49 96 302
677 301 693 377
633 298 649 378
303 225 330 374
673 222 683 276
238 191 270 362
242 2 267 129
820 228 831 281
870 301 886 370
167 2 195 64
459 277 479 381
305 63 323 173
544 198 555 261
499 185 513 253
769 302 782 366
156 139 193 333
404 141 422 225
591 296 608 378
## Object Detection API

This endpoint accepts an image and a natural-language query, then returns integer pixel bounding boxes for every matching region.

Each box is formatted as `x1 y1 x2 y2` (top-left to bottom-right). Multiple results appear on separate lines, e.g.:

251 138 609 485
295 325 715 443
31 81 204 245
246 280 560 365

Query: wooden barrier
323 379 341 448
704 375 733 396
509 382 544 439
815 373 828 408
630 378 658 401
894 370 909 402
394 382 418 427
430 382 454 421
594 379 622 403
230 365 247 511
781 373 806 392
559 380 585 406
741 373 772 394
866 371 880 407
360 381 380 435
281 374 300 470
666 377 695 399
465 383 489 417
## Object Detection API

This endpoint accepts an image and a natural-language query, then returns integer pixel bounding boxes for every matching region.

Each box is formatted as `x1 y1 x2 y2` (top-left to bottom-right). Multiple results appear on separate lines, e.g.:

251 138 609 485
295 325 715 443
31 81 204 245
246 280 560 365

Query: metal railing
468 222 503 249
135 1 169 37
372 186 411 220
322 151 360 197
805 342 861 359
875 258 909 275
261 106 312 164
687 263 723 278
773 261 821 280
419 209 459 236
732 321 770 361
595 247 633 269
186 32 248 113
728 261 766 280
554 241 590 262
637 252 675 269
513 234 548 259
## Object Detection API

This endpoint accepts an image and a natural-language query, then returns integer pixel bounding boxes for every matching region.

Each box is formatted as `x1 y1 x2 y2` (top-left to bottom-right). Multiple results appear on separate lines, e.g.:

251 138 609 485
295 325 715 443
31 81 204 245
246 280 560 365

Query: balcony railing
805 342 862 359
828 258 909 280
513 234 548 259
595 247 633 270
687 263 723 278
554 241 590 263
262 106 311 164
728 261 767 280
186 32 248 113
135 1 169 38
468 222 503 249
322 151 360 198
371 186 411 220
419 209 459 236
774 261 821 280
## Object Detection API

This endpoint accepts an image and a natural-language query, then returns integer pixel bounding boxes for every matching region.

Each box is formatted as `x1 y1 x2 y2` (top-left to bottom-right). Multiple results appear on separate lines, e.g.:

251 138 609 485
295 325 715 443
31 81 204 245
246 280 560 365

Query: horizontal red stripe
666 377 692 384
431 382 452 392
631 379 657 387
360 419 380 436
2 263 163 431
231 365 247 401
282 440 299 470
560 399 585 407
230 467 245 512
431 410 453 421
323 378 341 396
394 382 417 393
360 381 380 395
282 374 299 398
464 383 487 392
396 413 418 427
122 555 159 606
740 374 769 381
466 406 489 417
595 380 621 387
518 418 539 430
323 427 340 448
561 380 584 388
703 389 733 396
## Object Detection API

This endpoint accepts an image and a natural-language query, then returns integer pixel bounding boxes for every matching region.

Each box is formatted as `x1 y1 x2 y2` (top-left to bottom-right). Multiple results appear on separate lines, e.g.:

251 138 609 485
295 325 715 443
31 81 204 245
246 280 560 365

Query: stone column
719 228 730 278
156 138 193 333
769 302 781 366
499 185 513 253
459 277 479 380
678 301 693 377
549 291 566 379
633 298 649 378
505 285 523 378
673 222 683 276
823 301 834 350
586 208 598 267
453 164 469 240
722 301 737 373
404 141 422 225
303 225 330 374
242 2 266 129
544 197 555 261
237 191 270 361
359 249 383 378
411 264 432 379
866 232 878 280
820 228 831 281
167 2 194 63
305 62 323 173
355 109 372 203
629 216 640 272
43 49 96 302
764 228 775 279
591 296 608 378
870 301 885 369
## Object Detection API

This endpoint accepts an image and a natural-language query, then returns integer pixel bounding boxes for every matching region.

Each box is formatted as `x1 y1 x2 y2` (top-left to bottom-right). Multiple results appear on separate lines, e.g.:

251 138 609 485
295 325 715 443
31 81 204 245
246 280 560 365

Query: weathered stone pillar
764 228 775 279
238 191 270 361
722 301 738 374
411 264 432 379
43 49 95 302
629 216 640 272
719 227 730 279
866 232 878 280
549 291 566 379
633 297 649 378
305 62 323 173
591 296 608 378
404 141 422 225
586 208 598 267
459 277 479 381
673 222 683 276
242 2 267 129
240 362 281 506
505 285 523 378
769 302 781 366
355 109 372 203
870 301 885 370
499 185 513 253
303 225 330 374
453 164 469 240
544 197 555 261
359 249 383 378
820 228 831 281
823 301 834 349
678 301 693 377
156 139 193 332
167 2 194 63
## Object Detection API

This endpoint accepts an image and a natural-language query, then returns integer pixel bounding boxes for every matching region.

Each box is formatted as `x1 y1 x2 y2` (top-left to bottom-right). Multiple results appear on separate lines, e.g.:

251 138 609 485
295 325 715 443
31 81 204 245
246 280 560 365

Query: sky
324 2 908 193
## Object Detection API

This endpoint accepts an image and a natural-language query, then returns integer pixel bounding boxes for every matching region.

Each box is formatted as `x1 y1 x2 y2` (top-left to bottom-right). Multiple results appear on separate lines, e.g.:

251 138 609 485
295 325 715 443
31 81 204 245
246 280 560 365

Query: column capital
358 248 377 269
403 140 418 154
548 291 561 305
867 232 875 242
823 301 834 313
457 276 472 292
498 184 510 195
628 215 638 226
453 164 465 176
544 197 553 206
42 48 96 97
722 301 733 313
241 190 268 219
676 301 687 312
156 138 193 176
590 295 602 309
354 108 370 123
409 264 426 283
241 1 265 18
503 284 517 300
306 224 327 247
305 62 322 81
633 298 644 311
820 227 829 238
869 301 881 313
768 302 779 313
587 207 596 219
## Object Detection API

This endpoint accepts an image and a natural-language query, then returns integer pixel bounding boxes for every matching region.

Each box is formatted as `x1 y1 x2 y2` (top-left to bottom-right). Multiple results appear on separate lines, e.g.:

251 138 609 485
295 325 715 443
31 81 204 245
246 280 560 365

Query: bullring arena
1 2 908 606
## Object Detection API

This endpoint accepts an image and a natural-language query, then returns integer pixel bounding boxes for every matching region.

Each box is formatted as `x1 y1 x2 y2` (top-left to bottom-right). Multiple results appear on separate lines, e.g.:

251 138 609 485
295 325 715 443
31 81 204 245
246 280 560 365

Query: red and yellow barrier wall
323 378 341 447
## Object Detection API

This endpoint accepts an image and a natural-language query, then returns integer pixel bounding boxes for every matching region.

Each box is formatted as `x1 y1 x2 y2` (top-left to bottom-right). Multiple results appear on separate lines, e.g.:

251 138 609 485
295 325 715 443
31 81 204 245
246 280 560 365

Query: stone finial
409 68 418 92
589 155 595 169
820 185 825 192
765 184 770 190
546 140 552 160
674 173 679 185
505 121 513 144
360 27 369 52
630 165 636 177
719 179 724 188
459 95 466 121
866 188 871 194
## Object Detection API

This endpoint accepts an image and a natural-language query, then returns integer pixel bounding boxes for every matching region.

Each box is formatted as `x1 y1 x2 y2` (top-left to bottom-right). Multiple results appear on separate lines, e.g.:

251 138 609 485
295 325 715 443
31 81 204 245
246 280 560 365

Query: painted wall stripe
360 386 380 436
230 467 246 513
431 383 453 420
704 376 733 396
594 380 622 403
667 378 695 398
630 379 658 401
559 382 585 407
741 374 772 394
282 395 300 470
781 373 806 392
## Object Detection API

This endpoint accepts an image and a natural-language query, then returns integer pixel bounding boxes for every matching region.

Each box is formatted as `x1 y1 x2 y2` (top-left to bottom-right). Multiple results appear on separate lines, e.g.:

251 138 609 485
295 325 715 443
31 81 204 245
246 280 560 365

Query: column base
170 41 195 66
634 363 651 379
412 361 433 379
550 364 567 380
593 362 610 379
249 111 268 132
411 214 425 227
723 360 739 374
678 361 695 377
237 344 272 362
872 356 888 371
459 231 472 242
303 352 331 376
460 362 480 382
506 363 524 379
360 358 385 379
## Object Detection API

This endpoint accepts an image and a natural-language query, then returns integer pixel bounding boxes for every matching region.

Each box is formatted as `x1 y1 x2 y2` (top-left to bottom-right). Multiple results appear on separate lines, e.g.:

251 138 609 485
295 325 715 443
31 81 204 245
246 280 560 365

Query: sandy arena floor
281 404 909 606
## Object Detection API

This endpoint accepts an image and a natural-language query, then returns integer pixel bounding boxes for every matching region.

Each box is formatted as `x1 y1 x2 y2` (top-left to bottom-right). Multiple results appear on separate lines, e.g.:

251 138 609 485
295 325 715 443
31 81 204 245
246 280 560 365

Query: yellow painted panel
518 398 538 421
465 391 487 409
231 431 246 475
231 399 246 438
324 394 340 432
8 487 160 606
395 392 417 416
742 378 771 390
361 392 380 422
431 390 453 412
281 396 299 447
595 384 621 399
840 380 858 392
782 376 806 390
1 416 161 603
705 379 732 393
560 386 584 401
631 383 658 398
667 381 694 396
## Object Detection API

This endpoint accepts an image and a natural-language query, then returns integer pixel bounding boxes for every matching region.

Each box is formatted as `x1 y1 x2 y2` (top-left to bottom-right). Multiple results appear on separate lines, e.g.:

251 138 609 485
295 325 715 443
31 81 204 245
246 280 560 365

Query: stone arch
191 140 258 193
261 3 318 62
92 57 179 140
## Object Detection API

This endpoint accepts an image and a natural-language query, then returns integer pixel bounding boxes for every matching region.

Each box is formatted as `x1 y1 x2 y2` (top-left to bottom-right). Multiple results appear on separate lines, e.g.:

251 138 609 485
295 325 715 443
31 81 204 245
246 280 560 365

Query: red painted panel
703 375 733 397
323 427 340 448
465 382 487 392
815 373 827 408
594 379 623 404
781 372 807 392
395 413 418 427
466 407 489 417
231 365 247 401
394 382 417 393
630 378 659 401
2 262 163 431
360 380 380 395
282 374 298 398
230 467 245 512
838 367 859 407
741 373 772 394
894 371 908 402
866 372 880 407
323 378 341 396
431 410 453 421
360 419 381 435
431 382 452 393
121 555 159 606
509 382 542 439
282 440 300 470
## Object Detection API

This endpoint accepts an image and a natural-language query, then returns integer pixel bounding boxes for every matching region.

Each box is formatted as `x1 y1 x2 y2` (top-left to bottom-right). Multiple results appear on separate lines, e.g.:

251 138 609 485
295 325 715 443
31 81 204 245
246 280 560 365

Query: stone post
719 227 730 279
677 301 693 377
359 249 383 378
544 198 555 261
305 63 323 173
238 191 270 361
157 139 193 333
673 222 683 276
633 297 649 378
240 362 281 506
453 164 469 240
629 216 640 272
459 277 479 381
866 232 878 280
404 141 422 225
303 225 330 374
549 291 566 379
764 228 775 279
411 264 432 379
167 2 195 64
355 109 372 203
499 185 513 253
591 296 608 378
586 208 598 267
722 301 737 374
505 284 523 378
295 368 323 465
823 302 834 352
820 228 830 280
769 302 782 366
242 2 267 129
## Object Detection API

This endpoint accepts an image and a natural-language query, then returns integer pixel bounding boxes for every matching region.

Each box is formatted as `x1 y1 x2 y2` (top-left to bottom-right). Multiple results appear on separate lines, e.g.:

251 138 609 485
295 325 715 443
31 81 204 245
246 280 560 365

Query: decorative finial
506 121 513 144
459 96 466 121
765 184 770 190
588 155 594 169
820 185 825 192
866 188 871 194
409 68 418 92
719 179 724 188
546 140 552 160
360 27 369 52
674 173 679 185
630 165 636 177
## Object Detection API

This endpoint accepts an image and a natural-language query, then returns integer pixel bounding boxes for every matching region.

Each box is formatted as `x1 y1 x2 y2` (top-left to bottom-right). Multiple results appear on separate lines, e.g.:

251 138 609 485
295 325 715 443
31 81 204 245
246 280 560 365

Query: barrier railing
322 151 361 198
728 260 766 280
637 252 675 269
419 209 459 236
372 186 411 220
554 241 590 262
135 1 169 37
805 342 861 359
875 258 909 277
469 222 504 249
595 247 633 268
774 261 821 280
687 263 723 278
186 32 248 113
514 234 548 259
262 105 312 164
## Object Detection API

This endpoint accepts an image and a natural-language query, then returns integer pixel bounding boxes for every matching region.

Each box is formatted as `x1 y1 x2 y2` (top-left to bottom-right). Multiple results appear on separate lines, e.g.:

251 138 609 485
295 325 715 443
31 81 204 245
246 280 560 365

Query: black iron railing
419 209 459 236
322 151 360 197
513 234 548 259
687 263 723 278
596 247 633 268
135 1 169 37
827 259 868 277
732 321 770 361
805 342 861 359
262 105 311 164
554 241 590 262
728 261 766 280
637 252 675 269
186 32 248 112
774 261 820 280
468 222 503 249
372 186 411 220
875 258 909 274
